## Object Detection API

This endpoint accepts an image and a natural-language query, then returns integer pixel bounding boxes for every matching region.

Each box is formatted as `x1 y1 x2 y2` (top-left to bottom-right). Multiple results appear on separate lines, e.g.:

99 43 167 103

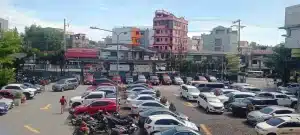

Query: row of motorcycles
69 111 138 135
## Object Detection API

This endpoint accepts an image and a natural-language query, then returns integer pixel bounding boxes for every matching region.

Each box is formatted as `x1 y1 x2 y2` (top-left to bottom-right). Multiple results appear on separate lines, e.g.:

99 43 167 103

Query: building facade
188 36 203 51
0 18 8 31
112 27 141 46
67 33 89 48
201 26 238 52
152 10 188 59
139 28 154 48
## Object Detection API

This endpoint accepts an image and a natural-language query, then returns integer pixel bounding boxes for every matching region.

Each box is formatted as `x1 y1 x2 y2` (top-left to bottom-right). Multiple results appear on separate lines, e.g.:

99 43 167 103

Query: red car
112 75 122 84
84 74 94 85
0 90 26 103
71 99 117 116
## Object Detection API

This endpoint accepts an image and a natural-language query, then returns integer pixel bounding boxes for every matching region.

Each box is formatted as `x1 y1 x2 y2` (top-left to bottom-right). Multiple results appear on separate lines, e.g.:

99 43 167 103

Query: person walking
59 96 67 114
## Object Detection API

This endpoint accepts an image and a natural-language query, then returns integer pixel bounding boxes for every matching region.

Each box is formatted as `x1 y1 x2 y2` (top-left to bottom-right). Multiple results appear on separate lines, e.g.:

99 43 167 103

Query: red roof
65 48 99 59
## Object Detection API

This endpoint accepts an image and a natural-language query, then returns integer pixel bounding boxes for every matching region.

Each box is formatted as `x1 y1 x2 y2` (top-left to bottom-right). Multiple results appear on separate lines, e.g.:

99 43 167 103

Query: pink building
152 10 188 59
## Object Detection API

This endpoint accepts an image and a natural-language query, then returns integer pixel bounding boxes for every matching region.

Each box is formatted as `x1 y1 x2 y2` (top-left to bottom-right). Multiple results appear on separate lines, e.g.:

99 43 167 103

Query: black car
138 108 189 127
231 97 278 117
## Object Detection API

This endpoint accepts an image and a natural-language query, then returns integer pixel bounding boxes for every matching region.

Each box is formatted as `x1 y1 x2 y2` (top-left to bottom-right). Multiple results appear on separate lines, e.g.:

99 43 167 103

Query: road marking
199 124 212 135
40 104 51 110
183 102 194 107
24 125 40 134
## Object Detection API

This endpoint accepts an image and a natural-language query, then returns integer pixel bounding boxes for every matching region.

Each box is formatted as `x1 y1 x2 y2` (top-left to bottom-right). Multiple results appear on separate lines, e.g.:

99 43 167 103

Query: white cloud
188 20 285 46
0 0 110 41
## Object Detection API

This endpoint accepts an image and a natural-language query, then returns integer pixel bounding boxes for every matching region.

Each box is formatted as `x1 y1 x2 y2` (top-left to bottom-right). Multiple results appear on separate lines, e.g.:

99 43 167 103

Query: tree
23 25 63 52
0 30 22 86
225 54 240 73
265 43 291 85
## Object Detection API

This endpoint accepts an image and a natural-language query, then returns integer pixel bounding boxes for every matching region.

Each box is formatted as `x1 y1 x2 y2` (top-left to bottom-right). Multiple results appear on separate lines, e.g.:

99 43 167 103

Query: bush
156 90 161 98
169 102 176 112
15 92 23 99
0 68 15 87
160 96 167 105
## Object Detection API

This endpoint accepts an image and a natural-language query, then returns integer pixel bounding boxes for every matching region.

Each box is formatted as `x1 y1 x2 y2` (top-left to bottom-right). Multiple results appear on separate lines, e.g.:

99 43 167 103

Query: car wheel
205 107 210 114
266 133 276 135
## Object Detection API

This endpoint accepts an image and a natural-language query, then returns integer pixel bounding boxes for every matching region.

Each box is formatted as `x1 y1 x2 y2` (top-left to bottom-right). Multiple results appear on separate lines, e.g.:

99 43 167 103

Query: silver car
247 105 295 125
52 78 78 92
131 100 169 114
0 97 14 109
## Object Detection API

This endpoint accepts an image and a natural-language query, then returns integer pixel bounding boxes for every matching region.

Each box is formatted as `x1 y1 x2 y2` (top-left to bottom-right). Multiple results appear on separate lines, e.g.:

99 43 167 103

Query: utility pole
63 18 67 51
232 19 245 54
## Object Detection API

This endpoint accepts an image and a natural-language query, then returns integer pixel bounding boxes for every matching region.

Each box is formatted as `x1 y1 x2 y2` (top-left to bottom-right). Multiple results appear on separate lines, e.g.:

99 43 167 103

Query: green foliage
265 43 291 84
160 96 168 105
155 90 161 98
225 54 240 73
0 30 22 66
14 91 23 99
169 102 176 112
23 25 63 51
0 68 15 87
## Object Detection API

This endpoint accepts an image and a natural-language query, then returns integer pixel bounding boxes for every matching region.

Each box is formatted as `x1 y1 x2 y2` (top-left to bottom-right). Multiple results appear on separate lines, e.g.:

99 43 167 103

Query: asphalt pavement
0 78 269 135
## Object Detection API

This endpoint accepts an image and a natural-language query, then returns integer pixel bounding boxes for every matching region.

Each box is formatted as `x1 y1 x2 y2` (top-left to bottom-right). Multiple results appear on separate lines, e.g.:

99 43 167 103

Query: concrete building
248 47 273 73
67 33 89 48
152 10 188 59
139 28 154 48
112 27 141 46
201 26 238 52
280 4 300 48
188 36 202 51
0 18 8 31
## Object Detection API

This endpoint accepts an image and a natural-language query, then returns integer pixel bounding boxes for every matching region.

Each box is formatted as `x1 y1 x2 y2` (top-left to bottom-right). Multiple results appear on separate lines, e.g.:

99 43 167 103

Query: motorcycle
71 112 109 133
109 123 138 135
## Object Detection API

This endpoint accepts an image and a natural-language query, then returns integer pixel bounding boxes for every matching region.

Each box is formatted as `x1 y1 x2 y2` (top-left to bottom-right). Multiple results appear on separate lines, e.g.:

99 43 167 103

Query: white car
129 90 156 97
255 114 300 135
0 97 14 109
210 88 239 103
257 92 292 107
126 87 150 95
174 77 184 85
95 86 116 92
144 114 199 134
126 94 157 108
1 84 37 99
197 93 224 114
239 86 262 94
131 100 169 114
179 85 200 101
69 91 106 108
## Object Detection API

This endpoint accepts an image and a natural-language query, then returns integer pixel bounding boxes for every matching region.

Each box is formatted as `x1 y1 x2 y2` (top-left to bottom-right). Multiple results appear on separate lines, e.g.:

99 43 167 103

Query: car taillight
132 106 138 109
146 125 152 129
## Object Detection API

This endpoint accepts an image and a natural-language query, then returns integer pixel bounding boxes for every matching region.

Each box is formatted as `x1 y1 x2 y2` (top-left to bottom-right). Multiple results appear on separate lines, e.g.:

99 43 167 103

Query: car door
201 97 208 108
198 95 205 107
83 94 104 105
87 101 108 114
278 122 300 135
276 95 291 107
137 96 156 104
154 119 178 132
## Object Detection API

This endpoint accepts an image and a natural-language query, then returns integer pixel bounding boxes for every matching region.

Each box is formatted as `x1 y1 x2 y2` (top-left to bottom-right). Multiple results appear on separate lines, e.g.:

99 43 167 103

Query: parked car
137 75 147 83
230 83 251 89
52 79 78 92
112 75 122 83
196 82 225 92
247 106 295 125
144 114 199 134
0 102 9 114
138 108 189 127
134 90 156 97
69 99 117 116
179 85 200 101
256 92 294 107
0 90 26 103
194 76 208 82
131 100 169 114
1 84 37 99
255 114 300 135
127 84 151 90
224 91 256 109
210 88 239 103
160 74 172 85
197 92 224 114
149 75 160 85
0 96 14 109
182 77 193 84
239 86 262 94
172 76 184 85
125 94 157 108
69 91 106 108
204 75 217 82
93 86 116 93
84 74 94 85
230 97 278 117
153 126 202 135
23 83 42 93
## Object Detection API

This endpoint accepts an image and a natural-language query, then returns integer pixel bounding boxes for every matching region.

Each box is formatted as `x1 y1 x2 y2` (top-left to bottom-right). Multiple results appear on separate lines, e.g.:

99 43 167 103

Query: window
156 30 160 34
90 101 109 106
175 132 195 135
278 122 300 128
136 31 139 35
4 86 21 90
70 79 78 82
215 38 222 46
275 95 288 98
141 92 154 95
274 110 293 114
155 119 179 125
252 60 257 64
156 38 160 42
165 30 168 34
165 38 168 42
85 94 103 99
165 46 167 50
138 96 155 100
143 102 164 107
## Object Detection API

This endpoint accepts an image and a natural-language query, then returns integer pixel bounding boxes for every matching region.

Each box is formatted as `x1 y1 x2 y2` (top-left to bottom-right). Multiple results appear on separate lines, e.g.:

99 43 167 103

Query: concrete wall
284 4 300 48
0 18 8 31
112 27 133 44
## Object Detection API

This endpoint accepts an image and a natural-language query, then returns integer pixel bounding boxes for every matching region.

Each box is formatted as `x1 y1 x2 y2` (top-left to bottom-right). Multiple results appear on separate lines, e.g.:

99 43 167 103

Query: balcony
153 25 167 29
154 16 174 21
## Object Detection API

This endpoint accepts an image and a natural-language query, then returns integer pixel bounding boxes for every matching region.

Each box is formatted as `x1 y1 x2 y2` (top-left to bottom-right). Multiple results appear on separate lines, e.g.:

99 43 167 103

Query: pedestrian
59 96 67 114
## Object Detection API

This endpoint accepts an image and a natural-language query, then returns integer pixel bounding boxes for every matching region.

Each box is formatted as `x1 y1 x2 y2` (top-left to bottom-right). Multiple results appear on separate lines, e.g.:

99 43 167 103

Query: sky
0 0 299 46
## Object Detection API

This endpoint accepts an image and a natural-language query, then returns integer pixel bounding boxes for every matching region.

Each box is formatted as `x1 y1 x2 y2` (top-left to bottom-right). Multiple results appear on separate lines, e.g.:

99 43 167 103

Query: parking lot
0 78 274 135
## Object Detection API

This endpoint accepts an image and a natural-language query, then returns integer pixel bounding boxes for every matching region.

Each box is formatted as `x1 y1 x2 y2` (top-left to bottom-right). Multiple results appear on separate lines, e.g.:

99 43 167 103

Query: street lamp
90 26 131 111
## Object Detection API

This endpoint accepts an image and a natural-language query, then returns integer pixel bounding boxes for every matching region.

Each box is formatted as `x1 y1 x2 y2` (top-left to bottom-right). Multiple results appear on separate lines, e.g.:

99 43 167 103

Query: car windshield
0 102 6 106
129 94 138 99
81 92 90 98
206 84 224 88
225 93 233 97
207 97 221 103
138 76 146 79
188 88 199 93
151 76 159 80
161 128 177 134
246 88 261 92
259 107 274 114
106 93 116 98
266 117 285 126
20 85 28 89
223 91 235 95
175 77 182 80
57 80 66 84
276 95 288 98
284 92 294 96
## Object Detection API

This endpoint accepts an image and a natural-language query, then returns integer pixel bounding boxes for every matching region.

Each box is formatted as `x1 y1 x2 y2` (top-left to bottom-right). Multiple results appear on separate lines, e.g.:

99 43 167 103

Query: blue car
0 102 9 114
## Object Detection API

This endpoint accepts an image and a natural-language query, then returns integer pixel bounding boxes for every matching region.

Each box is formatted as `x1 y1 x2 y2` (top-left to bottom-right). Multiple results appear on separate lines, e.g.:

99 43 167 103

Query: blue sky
1 0 299 45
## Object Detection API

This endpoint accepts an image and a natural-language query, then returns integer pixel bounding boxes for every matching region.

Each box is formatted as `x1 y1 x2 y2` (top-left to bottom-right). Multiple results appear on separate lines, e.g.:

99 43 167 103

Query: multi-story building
112 27 141 46
139 28 154 48
0 18 8 31
280 4 300 49
188 36 203 51
67 33 89 48
152 10 188 59
201 26 238 52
